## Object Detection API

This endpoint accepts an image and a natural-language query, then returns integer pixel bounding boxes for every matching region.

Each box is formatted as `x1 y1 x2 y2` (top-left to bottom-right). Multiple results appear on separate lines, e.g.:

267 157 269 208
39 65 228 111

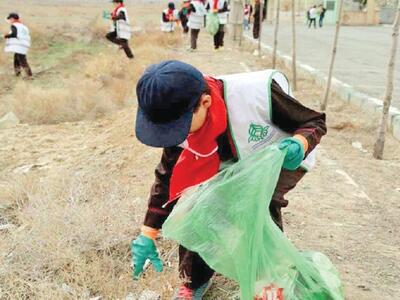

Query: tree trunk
320 0 344 111
373 1 400 159
272 0 280 68
232 0 244 42
291 0 297 91
258 1 264 55
239 0 244 46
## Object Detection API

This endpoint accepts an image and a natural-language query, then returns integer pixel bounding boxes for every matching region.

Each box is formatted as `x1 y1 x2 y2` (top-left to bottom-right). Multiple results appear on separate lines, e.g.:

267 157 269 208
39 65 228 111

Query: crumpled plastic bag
163 145 344 300
206 13 220 36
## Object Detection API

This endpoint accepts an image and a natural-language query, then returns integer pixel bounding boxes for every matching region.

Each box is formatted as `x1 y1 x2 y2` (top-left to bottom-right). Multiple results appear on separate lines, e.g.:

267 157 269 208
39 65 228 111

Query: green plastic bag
163 145 344 300
206 12 220 36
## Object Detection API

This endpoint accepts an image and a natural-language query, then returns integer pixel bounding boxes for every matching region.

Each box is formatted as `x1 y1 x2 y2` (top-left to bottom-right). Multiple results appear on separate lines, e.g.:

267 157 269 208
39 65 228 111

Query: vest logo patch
248 123 270 143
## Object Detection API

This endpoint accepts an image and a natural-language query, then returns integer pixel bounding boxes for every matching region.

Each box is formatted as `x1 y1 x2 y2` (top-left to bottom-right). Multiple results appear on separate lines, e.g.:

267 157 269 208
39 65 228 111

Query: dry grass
0 1 180 125
0 4 180 299
0 49 6 66
1 28 181 124
0 166 183 299
11 55 131 124
0 3 184 298
0 171 135 298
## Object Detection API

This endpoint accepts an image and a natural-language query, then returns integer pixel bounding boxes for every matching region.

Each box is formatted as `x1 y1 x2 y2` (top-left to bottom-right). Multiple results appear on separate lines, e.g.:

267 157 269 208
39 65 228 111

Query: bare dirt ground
1 1 399 300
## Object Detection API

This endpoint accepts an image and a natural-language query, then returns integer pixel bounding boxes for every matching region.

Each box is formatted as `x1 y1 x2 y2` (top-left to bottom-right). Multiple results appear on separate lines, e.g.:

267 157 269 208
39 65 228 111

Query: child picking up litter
132 60 326 300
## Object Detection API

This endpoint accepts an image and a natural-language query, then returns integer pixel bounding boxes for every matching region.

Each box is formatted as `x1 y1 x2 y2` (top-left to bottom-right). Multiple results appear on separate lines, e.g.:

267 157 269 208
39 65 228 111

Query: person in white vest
161 2 179 33
3 13 32 78
187 0 207 51
131 61 326 299
206 0 229 50
105 0 134 59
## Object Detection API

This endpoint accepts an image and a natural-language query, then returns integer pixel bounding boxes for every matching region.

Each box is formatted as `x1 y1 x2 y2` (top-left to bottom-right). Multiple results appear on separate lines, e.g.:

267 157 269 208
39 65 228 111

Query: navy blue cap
7 13 19 20
135 60 206 147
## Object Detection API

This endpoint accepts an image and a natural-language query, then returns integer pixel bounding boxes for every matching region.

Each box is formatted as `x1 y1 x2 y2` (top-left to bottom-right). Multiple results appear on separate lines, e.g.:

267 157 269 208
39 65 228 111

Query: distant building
268 0 381 26
325 0 379 25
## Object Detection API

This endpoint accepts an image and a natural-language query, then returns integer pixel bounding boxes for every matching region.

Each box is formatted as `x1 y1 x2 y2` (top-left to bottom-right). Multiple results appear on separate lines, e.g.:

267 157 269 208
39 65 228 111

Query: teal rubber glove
278 137 305 171
131 235 163 279
102 11 111 20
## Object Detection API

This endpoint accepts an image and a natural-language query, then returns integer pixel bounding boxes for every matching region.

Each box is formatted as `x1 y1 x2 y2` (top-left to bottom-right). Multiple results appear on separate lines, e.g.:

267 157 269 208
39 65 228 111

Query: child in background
161 2 179 32
243 3 252 30
4 13 32 78
105 0 134 59
179 0 191 34
253 0 266 39
308 5 318 29
188 0 207 51
319 4 326 27
207 0 229 50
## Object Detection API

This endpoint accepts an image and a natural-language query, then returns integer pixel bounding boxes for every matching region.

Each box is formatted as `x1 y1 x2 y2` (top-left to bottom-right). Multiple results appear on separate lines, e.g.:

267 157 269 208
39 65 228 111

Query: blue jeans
243 18 250 30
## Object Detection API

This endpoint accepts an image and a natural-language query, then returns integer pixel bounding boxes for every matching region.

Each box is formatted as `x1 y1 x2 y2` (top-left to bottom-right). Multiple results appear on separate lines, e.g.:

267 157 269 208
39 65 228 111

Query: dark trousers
308 18 316 28
319 16 324 27
179 245 214 289
14 53 32 77
253 17 261 39
182 19 189 33
190 29 200 49
179 168 307 289
213 25 225 49
105 31 134 59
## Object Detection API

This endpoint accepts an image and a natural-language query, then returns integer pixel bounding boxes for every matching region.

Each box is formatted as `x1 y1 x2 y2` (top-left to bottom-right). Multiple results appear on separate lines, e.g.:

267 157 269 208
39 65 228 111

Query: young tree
373 1 400 159
291 0 297 91
320 0 344 111
237 0 245 46
258 0 264 55
272 0 280 68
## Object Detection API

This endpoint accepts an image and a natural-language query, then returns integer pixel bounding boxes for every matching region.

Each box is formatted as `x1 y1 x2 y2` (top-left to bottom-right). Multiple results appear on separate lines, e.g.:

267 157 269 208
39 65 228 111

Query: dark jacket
112 10 126 21
143 79 327 229
253 2 266 21
320 7 326 18
4 25 17 39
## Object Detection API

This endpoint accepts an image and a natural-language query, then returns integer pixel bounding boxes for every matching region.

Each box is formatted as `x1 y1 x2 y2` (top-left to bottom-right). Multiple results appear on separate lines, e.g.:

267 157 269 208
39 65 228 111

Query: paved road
259 23 400 108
